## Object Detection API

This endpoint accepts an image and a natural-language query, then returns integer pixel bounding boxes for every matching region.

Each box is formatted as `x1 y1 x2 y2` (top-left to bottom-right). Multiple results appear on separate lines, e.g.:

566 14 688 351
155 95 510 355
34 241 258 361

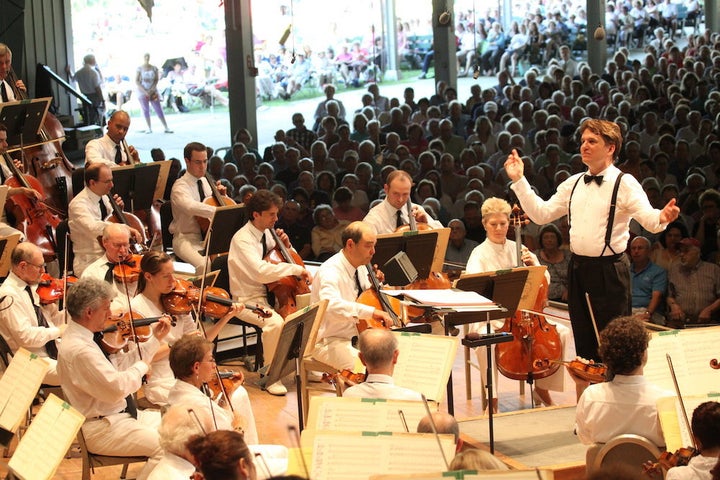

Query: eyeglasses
25 261 46 270
200 357 216 364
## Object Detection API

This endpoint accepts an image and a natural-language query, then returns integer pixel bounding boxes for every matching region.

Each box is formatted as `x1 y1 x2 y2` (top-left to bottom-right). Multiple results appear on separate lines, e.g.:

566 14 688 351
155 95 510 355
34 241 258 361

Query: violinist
665 401 720 480
167 334 258 444
68 163 141 275
363 170 442 234
169 141 221 273
575 316 670 448
310 221 392 371
0 44 26 103
465 197 568 411
0 243 66 385
81 223 139 315
228 189 312 396
130 250 244 406
85 110 140 167
57 277 171 480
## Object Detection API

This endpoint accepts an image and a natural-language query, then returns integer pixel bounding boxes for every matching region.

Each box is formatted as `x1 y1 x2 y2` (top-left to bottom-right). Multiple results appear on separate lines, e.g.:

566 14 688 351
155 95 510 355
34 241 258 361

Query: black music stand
0 98 51 148
204 204 248 256
262 302 324 432
110 163 162 213
372 231 439 284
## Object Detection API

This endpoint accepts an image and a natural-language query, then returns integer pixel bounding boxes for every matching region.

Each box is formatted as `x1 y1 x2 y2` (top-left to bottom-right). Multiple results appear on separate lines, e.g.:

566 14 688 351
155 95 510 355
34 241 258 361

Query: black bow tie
584 174 603 185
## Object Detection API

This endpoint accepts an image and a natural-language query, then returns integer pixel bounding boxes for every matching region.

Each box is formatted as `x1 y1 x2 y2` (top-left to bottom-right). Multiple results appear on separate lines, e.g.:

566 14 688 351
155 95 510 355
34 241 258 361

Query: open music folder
7 393 84 480
0 348 49 446
657 393 720 452
392 332 458 402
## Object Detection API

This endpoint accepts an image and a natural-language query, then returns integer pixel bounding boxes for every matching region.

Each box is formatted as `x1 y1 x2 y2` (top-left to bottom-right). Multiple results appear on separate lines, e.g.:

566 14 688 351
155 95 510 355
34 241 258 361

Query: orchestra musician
363 170 442 234
131 250 243 407
227 189 312 396
57 277 171 480
0 43 26 103
310 221 391 371
80 223 138 315
0 243 65 385
169 141 220 273
68 163 141 275
85 110 140 167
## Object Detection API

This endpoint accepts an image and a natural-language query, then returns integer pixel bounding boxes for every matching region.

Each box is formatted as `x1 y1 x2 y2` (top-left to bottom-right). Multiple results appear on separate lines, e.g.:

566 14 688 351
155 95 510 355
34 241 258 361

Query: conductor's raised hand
504 149 524 182
660 198 680 224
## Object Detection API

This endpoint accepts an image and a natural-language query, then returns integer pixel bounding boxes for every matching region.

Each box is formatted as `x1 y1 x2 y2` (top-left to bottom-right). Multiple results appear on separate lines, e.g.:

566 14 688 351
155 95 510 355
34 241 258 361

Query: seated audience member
665 401 720 480
629 236 667 325
651 220 688 271
574 316 670 448
276 199 313 260
332 186 365 222
168 334 258 444
57 278 171 480
666 238 720 328
311 204 349 261
147 405 213 480
535 223 571 302
449 449 509 471
444 219 479 275
187 430 257 480
0 243 65 385
343 329 422 401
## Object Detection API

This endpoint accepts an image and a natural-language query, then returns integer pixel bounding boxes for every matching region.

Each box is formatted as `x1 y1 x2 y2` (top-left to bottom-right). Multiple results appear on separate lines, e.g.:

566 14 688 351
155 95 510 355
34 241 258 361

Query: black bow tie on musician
583 174 603 185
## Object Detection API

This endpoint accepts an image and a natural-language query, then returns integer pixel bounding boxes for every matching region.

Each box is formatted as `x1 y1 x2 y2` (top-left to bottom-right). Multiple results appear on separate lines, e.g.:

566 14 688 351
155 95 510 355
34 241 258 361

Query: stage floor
459 406 587 480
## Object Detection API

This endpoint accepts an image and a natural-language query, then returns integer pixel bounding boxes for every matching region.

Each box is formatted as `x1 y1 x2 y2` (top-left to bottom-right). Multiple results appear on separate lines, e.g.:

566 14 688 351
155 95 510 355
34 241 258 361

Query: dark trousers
567 253 631 360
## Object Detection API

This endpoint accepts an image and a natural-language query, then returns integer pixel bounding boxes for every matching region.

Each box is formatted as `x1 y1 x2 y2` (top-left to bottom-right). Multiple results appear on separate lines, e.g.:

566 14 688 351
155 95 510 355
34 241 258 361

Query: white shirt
167 379 234 431
343 373 422 401
85 133 129 167
68 187 113 275
0 79 17 103
131 293 196 405
0 271 64 358
147 453 195 480
363 198 443 235
666 455 716 480
575 374 669 447
228 221 304 303
81 253 138 315
169 171 216 237
311 251 375 341
466 239 547 282
511 165 666 257
57 319 160 418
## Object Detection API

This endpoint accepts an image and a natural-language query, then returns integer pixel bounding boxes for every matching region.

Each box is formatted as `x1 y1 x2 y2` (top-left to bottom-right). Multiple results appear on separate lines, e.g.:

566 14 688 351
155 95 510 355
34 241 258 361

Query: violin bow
584 292 602 346
63 230 70 324
420 394 450 471
666 354 697 449
117 255 143 364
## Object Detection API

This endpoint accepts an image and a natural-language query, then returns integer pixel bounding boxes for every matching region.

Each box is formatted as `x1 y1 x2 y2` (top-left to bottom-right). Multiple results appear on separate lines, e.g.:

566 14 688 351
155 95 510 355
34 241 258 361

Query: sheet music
306 397 435 432
0 348 49 432
645 327 720 395
392 332 458 402
304 431 455 480
370 470 554 479
384 289 494 307
657 394 720 452
8 393 85 480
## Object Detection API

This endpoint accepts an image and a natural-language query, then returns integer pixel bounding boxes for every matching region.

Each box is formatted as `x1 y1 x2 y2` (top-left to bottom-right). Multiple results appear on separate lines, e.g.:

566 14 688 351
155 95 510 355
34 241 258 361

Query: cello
5 67 75 213
494 205 562 392
195 172 236 235
264 228 310 318
356 264 406 332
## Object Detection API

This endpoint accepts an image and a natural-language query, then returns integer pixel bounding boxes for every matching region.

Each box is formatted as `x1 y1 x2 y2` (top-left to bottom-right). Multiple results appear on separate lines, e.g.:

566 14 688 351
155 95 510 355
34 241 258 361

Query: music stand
110 162 166 213
205 204 248 256
0 98 52 149
0 233 21 278
262 301 327 432
373 230 442 283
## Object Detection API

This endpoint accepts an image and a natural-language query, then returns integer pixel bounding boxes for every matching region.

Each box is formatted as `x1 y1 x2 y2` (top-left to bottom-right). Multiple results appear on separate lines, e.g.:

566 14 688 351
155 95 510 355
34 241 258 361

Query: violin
195 173 236 236
112 254 143 284
321 369 366 387
205 368 244 406
643 447 698 475
534 358 608 384
264 228 310 318
161 278 271 319
36 273 78 305
710 358 720 369
99 312 175 354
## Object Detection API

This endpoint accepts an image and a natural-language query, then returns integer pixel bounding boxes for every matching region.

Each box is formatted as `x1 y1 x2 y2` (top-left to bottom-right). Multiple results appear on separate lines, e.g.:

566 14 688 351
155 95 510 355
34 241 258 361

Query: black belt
571 253 623 264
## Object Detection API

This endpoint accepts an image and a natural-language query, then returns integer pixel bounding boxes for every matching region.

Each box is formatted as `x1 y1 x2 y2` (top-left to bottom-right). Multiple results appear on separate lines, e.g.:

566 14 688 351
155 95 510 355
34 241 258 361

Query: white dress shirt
68 187 113 275
167 379 234 431
363 198 443 235
81 253 138 315
666 455 716 480
169 171 215 237
343 373 423 401
228 221 305 303
85 133 129 167
575 374 669 447
0 79 16 103
147 453 195 480
511 165 667 256
0 272 64 383
130 293 196 406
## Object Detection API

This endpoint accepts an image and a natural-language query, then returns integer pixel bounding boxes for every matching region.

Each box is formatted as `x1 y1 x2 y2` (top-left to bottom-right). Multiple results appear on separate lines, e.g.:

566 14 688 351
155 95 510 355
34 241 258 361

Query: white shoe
266 380 287 396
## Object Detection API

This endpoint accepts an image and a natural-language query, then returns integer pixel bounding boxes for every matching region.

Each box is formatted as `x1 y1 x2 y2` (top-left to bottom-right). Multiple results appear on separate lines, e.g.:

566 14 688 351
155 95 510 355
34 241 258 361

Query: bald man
85 110 140 166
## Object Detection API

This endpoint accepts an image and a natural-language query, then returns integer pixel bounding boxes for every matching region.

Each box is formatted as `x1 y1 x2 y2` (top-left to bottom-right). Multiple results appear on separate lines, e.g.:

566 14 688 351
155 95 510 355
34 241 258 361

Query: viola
710 358 720 369
99 313 175 354
36 273 77 305
112 254 143 284
264 229 310 318
534 358 608 384
643 447 698 475
195 173 236 235
161 278 271 319
205 368 244 406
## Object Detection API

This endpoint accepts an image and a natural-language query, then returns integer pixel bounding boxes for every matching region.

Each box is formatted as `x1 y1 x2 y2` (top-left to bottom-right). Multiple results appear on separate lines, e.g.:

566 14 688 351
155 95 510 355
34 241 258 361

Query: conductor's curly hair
598 316 649 376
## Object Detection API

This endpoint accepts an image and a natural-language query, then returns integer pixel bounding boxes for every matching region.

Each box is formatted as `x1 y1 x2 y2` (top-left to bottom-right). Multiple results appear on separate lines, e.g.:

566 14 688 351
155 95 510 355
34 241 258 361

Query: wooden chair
76 426 149 480
586 434 663 478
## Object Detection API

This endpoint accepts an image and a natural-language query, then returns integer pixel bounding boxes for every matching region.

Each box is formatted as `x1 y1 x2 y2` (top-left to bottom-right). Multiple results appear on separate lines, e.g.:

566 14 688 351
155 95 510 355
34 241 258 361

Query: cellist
310 221 392 371
85 111 140 167
227 190 312 396
0 43 25 103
